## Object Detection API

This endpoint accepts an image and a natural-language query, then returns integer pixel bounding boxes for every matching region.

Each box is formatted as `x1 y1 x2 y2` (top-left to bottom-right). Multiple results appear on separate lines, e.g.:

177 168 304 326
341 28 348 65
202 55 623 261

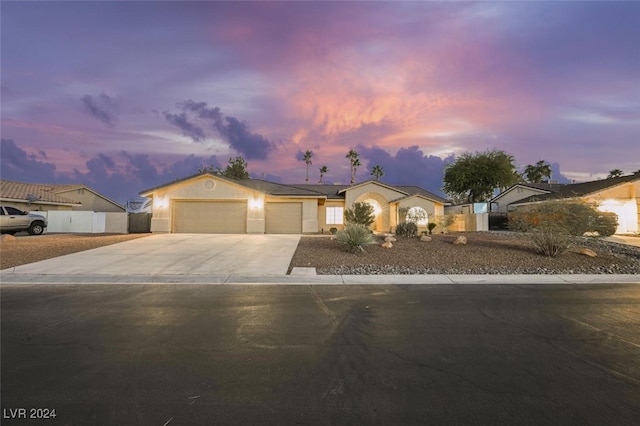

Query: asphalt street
2 283 639 425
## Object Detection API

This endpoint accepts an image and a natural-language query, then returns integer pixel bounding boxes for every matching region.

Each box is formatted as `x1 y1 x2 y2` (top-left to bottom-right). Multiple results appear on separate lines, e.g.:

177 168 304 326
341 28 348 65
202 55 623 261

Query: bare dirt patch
0 233 151 270
288 232 640 275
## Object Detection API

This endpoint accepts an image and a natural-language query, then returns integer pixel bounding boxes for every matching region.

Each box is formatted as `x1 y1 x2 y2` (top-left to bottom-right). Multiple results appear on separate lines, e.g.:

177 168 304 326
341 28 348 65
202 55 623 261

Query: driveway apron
2 234 301 275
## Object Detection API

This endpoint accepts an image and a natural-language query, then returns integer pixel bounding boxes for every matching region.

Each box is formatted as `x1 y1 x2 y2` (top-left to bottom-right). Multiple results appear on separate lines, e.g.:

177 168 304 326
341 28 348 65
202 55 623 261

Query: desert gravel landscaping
0 233 150 270
288 232 640 275
2 231 639 275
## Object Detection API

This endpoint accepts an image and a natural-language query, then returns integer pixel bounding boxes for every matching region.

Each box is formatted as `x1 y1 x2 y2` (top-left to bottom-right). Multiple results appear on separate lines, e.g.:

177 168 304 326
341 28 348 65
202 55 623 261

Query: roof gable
511 173 640 205
391 193 447 206
490 184 554 203
337 180 408 197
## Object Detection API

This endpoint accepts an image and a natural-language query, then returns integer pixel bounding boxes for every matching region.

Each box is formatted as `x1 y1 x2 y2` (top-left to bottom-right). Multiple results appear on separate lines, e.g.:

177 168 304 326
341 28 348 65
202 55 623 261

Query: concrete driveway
3 234 301 275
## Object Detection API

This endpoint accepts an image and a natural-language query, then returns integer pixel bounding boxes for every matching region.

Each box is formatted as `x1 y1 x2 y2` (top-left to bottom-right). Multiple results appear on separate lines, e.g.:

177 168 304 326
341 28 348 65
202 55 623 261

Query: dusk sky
2 1 639 204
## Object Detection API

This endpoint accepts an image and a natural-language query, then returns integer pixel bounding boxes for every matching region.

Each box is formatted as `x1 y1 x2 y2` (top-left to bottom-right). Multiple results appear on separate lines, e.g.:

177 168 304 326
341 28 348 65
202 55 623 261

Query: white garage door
266 202 302 234
173 201 247 233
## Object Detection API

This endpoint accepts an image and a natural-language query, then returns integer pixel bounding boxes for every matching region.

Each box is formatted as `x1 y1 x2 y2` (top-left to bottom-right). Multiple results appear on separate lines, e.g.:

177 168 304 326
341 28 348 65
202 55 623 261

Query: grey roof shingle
139 173 449 204
513 173 640 204
393 185 449 204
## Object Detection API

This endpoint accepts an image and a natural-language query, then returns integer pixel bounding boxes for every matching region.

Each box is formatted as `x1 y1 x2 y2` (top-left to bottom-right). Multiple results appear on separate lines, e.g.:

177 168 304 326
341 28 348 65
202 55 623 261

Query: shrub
427 222 437 235
396 221 418 237
509 200 619 257
527 226 575 257
329 227 338 235
592 212 618 237
335 224 376 252
345 202 375 227
509 201 618 237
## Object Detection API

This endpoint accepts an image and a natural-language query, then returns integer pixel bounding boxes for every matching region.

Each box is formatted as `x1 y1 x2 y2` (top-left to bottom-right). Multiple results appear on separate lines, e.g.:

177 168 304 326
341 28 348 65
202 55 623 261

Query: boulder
453 236 467 245
578 248 597 257
420 236 432 242
0 234 17 243
384 236 397 242
381 241 393 249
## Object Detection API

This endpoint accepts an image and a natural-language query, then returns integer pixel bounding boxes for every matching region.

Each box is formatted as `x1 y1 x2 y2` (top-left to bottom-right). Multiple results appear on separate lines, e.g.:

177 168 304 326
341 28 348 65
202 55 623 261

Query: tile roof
0 180 81 205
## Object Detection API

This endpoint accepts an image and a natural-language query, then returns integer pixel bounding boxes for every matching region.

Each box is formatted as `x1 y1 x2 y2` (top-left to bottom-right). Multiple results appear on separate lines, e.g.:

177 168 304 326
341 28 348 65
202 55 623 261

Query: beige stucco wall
318 200 347 232
493 186 549 212
148 175 322 233
345 183 406 233
150 175 261 233
396 196 444 232
56 189 125 212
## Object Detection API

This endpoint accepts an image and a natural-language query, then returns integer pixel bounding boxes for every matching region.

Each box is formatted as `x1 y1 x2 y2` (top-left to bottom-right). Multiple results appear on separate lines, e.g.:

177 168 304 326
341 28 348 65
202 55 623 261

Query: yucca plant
335 224 375 253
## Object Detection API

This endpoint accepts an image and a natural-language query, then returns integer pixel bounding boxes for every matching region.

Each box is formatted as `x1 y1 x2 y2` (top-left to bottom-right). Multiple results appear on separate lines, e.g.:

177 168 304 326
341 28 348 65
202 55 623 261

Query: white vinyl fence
35 211 128 234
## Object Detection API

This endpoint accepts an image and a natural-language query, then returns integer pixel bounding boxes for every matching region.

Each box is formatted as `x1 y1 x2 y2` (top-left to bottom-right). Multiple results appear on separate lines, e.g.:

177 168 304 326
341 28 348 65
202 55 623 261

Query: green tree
524 160 552 183
198 157 249 179
344 202 375 227
346 148 361 184
607 169 624 179
443 150 519 203
371 165 384 181
302 150 313 182
319 165 328 183
219 156 250 179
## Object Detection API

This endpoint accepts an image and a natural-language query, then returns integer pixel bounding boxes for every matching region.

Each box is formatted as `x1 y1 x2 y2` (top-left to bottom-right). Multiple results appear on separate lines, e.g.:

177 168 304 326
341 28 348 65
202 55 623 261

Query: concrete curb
1 273 638 285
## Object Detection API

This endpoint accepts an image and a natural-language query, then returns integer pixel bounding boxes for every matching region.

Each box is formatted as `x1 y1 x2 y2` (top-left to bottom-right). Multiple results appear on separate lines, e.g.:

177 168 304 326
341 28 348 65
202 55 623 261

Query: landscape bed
1 232 638 275
288 232 640 275
0 233 150 270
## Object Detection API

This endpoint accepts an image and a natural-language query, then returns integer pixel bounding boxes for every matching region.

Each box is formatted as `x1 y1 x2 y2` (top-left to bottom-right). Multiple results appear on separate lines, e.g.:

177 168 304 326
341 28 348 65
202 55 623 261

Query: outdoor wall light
156 197 169 209
250 198 264 210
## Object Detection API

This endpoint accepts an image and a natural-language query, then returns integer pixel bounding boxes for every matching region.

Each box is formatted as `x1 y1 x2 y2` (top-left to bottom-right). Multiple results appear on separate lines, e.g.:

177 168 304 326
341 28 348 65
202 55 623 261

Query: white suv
0 206 47 235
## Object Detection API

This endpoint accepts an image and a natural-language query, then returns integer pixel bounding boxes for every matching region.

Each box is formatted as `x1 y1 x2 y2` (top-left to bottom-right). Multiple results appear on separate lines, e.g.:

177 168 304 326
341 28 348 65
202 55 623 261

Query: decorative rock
0 234 17 243
381 241 393 249
579 248 597 257
420 236 432 242
385 236 397 242
453 236 467 245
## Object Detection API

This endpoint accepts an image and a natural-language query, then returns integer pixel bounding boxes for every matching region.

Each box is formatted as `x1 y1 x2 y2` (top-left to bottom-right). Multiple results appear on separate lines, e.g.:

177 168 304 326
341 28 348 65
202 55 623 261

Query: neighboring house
139 173 449 234
0 180 125 213
491 173 640 234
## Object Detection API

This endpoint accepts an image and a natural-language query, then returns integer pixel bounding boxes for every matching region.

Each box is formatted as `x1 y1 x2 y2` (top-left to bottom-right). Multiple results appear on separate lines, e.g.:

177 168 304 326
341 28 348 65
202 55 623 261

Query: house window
406 207 428 225
326 207 344 225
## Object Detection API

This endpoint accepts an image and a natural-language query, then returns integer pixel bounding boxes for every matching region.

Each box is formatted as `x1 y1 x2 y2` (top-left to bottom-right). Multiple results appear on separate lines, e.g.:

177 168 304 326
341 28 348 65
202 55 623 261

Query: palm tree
371 165 384 181
607 169 624 179
302 150 313 182
524 160 552 183
346 148 360 184
319 165 328 183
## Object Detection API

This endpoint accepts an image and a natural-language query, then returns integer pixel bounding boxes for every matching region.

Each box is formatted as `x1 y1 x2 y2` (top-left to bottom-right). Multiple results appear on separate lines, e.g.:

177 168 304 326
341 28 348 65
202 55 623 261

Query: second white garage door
173 200 247 233
266 202 302 234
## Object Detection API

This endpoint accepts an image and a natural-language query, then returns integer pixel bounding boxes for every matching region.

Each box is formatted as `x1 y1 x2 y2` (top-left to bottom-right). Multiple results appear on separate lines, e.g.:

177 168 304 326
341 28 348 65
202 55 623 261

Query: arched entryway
362 198 382 231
